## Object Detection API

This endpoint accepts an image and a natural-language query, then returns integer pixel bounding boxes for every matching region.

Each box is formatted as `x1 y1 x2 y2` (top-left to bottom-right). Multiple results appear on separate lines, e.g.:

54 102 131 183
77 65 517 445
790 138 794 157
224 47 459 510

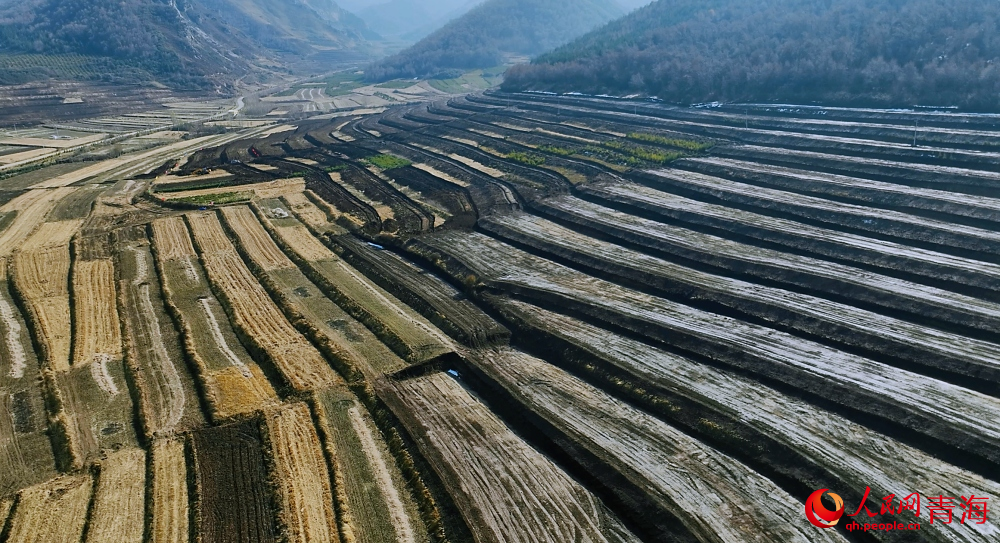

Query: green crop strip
363 155 413 170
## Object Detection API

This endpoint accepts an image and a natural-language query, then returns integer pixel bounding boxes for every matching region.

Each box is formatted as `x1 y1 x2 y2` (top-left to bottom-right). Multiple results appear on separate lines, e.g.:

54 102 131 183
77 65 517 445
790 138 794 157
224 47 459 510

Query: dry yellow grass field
18 219 83 251
12 247 72 371
280 192 348 235
282 192 335 227
152 216 198 260
273 224 332 262
72 259 122 366
186 212 340 391
209 365 280 419
220 206 294 271
10 218 86 372
0 148 55 165
159 178 305 201
265 403 340 543
0 189 78 274
151 217 279 420
262 213 453 367
5 474 93 543
3 134 107 149
85 448 146 543
150 438 189 543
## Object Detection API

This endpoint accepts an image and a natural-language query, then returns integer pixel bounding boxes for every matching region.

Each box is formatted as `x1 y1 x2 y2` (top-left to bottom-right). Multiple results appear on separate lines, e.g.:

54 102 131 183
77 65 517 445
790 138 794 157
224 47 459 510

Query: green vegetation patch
172 191 252 206
275 72 366 98
601 141 685 165
324 164 348 173
375 80 417 89
627 132 712 151
504 152 546 166
538 145 575 156
324 72 366 96
426 69 504 94
363 154 412 170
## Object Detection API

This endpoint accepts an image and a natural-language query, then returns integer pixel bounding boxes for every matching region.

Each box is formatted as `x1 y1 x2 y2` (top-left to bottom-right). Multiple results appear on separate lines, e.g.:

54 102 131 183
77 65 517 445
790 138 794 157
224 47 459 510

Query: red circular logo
805 489 845 528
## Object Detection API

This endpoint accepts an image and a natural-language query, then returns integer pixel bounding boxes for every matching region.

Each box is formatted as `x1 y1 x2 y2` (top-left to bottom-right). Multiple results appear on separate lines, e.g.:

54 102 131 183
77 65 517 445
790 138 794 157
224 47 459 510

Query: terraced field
4 91 1000 543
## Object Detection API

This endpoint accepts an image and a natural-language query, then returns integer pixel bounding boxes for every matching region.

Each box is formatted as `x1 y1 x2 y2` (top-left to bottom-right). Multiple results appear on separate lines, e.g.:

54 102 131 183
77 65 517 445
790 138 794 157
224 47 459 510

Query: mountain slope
0 0 373 88
365 0 621 81
503 0 1000 110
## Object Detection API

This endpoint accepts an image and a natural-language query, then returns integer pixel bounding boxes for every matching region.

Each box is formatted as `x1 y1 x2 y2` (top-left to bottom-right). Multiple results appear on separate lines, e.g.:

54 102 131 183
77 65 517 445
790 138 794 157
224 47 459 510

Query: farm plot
221 205 407 380
333 235 508 348
714 144 1000 195
84 448 146 543
193 419 278 543
255 206 454 368
186 211 341 392
0 271 56 498
30 129 269 189
378 164 479 228
533 194 1000 337
114 226 204 436
155 178 306 204
481 212 1000 389
497 299 1000 543
681 156 1000 226
330 168 429 233
72 258 122 366
639 167 1000 256
281 191 347 235
264 403 339 543
471 348 847 543
4 474 93 543
151 217 277 421
580 179 1000 295
314 387 428 543
417 231 1000 469
57 354 139 467
0 164 95 191
150 438 190 543
379 372 641 543
0 187 78 259
11 220 82 372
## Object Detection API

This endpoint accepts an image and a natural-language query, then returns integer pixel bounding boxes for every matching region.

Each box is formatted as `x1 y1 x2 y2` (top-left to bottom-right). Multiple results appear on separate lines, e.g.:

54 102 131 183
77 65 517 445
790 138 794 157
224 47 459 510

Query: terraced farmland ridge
4 91 1000 543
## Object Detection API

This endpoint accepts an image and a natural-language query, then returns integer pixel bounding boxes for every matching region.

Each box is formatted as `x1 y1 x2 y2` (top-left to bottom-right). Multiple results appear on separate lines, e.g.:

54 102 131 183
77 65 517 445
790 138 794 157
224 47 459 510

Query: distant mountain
356 0 431 39
365 0 621 82
0 0 374 89
353 0 480 42
503 0 1000 110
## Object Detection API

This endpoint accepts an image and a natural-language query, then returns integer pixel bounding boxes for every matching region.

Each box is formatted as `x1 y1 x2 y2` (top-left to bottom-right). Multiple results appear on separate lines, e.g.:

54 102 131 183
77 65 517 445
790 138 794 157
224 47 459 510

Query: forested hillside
0 0 373 88
503 0 1000 110
365 0 621 82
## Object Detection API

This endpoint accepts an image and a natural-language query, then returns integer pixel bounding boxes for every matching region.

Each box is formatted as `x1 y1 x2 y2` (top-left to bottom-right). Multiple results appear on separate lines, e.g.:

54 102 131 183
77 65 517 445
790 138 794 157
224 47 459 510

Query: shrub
504 152 545 166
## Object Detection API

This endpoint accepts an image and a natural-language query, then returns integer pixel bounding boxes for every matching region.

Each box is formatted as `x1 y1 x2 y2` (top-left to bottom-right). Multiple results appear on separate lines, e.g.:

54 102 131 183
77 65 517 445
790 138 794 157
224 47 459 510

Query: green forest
502 0 1000 110
365 0 621 82
0 0 370 88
